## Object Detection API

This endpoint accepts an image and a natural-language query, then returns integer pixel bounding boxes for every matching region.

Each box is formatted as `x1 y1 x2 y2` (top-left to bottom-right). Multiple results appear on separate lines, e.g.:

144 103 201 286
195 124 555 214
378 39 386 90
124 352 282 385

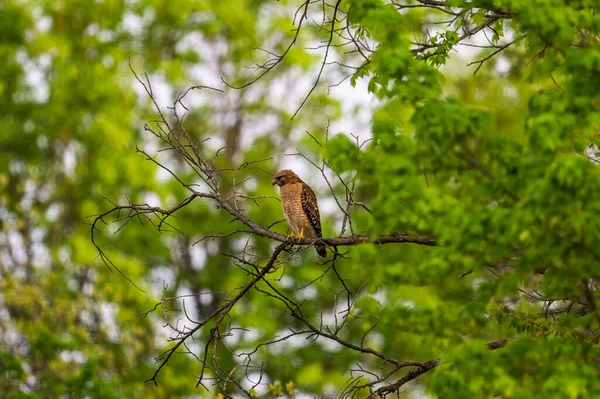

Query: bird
272 169 327 257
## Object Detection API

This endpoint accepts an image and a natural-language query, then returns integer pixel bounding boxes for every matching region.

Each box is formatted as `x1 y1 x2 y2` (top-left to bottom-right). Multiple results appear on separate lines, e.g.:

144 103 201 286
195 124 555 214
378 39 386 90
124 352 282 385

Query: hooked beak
271 180 277 186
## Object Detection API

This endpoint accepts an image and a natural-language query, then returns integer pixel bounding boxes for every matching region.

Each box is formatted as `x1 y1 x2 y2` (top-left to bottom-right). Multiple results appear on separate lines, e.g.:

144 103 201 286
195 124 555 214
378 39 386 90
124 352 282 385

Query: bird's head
272 169 301 187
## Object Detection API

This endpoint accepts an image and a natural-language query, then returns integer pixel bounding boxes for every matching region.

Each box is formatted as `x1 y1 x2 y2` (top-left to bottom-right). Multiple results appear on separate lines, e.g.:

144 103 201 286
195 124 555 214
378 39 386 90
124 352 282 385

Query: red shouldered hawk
272 169 327 257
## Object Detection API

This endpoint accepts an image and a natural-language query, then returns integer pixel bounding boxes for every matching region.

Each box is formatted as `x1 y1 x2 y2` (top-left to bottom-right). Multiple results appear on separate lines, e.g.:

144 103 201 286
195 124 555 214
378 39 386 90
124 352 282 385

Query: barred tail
315 243 327 258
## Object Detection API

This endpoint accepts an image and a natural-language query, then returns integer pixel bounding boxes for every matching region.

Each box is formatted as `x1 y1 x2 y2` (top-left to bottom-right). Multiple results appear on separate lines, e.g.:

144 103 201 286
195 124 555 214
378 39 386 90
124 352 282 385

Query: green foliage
325 134 362 173
329 0 600 396
2 0 600 398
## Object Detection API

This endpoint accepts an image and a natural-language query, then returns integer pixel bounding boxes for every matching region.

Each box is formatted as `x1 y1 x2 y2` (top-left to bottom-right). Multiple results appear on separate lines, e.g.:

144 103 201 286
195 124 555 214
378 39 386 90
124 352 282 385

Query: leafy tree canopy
1 0 599 398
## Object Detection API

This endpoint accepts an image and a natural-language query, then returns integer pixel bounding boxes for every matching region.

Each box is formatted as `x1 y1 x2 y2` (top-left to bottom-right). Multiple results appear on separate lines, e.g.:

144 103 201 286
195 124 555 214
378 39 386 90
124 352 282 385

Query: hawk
272 169 327 257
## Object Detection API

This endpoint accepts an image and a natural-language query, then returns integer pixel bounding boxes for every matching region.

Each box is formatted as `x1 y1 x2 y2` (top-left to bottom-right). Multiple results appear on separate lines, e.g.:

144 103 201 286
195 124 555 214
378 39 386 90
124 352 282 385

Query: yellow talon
285 231 296 240
297 227 305 241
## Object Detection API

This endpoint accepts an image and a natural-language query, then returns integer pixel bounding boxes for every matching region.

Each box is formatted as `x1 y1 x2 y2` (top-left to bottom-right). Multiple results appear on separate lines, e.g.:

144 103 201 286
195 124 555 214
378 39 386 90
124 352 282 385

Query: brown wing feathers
301 184 322 237
301 184 327 257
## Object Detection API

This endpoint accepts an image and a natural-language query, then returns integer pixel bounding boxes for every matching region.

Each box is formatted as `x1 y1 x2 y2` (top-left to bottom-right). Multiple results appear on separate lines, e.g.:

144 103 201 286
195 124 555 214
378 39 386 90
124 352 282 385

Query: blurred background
0 0 548 398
